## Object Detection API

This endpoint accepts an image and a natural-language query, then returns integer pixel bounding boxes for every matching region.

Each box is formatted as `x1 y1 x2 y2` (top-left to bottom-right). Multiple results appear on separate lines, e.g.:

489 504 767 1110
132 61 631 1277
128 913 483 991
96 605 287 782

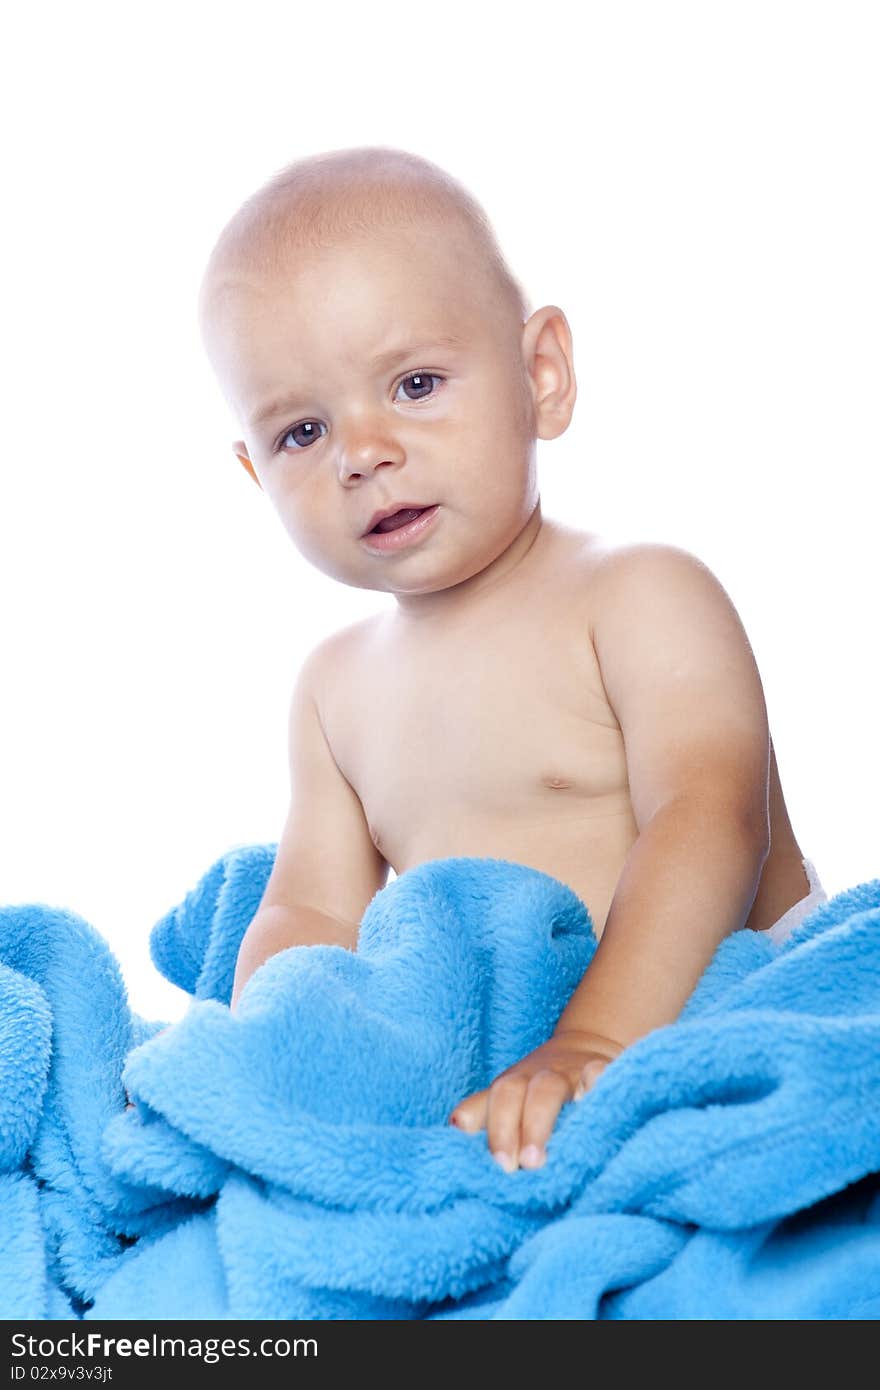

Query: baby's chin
289 504 531 595
322 548 474 599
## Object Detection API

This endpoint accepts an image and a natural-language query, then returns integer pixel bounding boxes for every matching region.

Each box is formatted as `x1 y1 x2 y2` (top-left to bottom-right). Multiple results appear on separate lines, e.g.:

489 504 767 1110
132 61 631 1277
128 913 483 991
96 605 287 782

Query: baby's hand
448 1028 624 1172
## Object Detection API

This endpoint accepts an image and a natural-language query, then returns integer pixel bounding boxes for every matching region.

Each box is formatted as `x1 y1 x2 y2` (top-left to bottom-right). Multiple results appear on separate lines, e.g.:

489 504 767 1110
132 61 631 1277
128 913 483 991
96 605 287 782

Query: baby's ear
521 305 577 442
234 443 262 490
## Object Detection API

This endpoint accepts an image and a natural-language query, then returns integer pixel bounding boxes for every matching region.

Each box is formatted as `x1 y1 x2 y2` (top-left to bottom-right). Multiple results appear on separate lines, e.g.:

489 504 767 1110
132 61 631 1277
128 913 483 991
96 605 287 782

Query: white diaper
765 857 829 946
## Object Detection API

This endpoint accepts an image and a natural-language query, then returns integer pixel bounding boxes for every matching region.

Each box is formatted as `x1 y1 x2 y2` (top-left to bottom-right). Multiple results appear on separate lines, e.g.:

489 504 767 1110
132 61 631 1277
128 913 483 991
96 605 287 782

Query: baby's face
205 223 542 599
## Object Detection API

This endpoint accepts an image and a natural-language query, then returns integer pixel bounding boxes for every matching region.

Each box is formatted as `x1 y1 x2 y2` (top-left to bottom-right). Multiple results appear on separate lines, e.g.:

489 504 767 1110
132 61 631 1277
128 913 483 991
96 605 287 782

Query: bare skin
316 517 811 946
199 196 815 1177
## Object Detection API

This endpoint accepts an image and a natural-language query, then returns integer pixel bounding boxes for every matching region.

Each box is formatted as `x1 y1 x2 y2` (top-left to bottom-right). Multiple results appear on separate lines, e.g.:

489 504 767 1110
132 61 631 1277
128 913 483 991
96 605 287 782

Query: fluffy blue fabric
1 847 879 1320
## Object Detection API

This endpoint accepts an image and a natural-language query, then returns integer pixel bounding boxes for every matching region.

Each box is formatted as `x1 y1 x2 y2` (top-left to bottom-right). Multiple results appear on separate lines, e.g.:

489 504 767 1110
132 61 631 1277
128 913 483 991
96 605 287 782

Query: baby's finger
519 1069 573 1168
573 1057 610 1100
448 1088 490 1133
486 1072 529 1172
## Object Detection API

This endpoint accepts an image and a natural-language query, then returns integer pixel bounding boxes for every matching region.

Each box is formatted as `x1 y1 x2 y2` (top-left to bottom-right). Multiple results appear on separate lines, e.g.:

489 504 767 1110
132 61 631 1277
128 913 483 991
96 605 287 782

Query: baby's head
197 147 577 612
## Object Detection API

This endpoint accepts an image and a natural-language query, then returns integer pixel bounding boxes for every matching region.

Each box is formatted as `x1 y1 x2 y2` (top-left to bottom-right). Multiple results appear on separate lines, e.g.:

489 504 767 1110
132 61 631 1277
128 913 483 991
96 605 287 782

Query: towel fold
2 847 879 1319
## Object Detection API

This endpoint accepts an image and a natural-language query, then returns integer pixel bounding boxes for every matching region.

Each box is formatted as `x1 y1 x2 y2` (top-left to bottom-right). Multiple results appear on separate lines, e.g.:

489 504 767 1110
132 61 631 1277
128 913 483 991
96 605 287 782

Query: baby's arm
121 639 386 1115
557 542 771 1038
450 543 771 1167
230 638 389 1011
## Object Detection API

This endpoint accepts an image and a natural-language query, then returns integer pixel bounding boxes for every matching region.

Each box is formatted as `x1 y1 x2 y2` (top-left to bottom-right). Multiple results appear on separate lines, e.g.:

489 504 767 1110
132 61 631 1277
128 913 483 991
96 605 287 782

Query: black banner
1 1321 565 1384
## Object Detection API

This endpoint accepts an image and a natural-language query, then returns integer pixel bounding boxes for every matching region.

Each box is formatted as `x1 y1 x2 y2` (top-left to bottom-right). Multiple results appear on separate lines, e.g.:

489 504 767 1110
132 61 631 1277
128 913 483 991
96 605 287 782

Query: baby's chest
326 620 627 826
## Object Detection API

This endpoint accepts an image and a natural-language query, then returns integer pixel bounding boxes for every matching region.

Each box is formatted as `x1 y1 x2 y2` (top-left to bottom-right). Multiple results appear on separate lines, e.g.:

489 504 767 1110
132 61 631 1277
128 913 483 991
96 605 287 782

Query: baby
196 146 823 1175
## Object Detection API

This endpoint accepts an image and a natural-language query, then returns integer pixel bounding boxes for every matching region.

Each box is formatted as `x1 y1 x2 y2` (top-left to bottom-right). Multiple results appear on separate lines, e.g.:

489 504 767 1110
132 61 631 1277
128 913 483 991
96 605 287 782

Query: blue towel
1 847 879 1319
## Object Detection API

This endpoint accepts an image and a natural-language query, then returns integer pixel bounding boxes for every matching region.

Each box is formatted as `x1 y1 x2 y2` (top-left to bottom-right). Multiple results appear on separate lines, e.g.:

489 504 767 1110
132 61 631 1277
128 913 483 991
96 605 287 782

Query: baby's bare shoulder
297 612 385 702
311 612 383 659
543 524 692 577
586 536 759 705
583 535 752 686
547 529 714 620
582 537 768 830
585 536 724 616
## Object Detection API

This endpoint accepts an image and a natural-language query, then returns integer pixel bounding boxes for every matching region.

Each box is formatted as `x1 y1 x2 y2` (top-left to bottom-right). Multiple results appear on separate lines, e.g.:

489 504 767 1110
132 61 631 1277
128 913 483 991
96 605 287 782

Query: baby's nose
338 428 406 481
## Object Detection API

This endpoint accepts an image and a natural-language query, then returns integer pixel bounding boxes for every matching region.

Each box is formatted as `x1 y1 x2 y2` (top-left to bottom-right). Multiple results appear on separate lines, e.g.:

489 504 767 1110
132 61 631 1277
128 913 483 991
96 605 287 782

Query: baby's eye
394 372 443 402
277 420 326 451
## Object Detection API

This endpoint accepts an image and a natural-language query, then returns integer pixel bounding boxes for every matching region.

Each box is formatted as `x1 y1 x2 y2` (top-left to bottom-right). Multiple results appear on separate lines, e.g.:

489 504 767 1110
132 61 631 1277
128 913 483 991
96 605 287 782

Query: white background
2 2 877 1023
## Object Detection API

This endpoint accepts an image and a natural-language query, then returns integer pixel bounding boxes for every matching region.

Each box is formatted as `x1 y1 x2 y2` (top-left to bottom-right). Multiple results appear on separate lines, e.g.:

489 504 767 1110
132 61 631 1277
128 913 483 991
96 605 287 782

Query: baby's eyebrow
248 333 468 429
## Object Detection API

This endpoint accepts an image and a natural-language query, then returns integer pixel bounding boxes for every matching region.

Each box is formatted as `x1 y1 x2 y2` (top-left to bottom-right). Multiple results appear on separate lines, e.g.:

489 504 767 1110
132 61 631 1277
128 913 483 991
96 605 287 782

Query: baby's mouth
370 507 430 534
